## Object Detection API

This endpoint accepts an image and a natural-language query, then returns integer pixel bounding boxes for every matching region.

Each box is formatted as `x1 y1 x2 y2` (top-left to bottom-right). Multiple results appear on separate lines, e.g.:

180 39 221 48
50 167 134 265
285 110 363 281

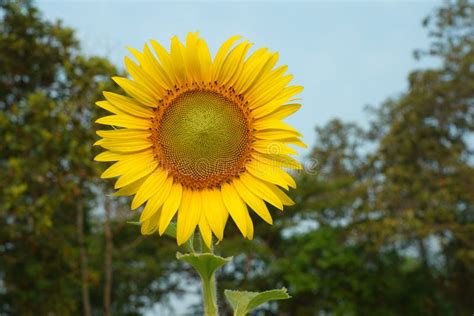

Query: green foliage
225 288 290 316
0 0 114 313
176 252 232 283
90 220 181 315
360 2 474 314
178 252 232 315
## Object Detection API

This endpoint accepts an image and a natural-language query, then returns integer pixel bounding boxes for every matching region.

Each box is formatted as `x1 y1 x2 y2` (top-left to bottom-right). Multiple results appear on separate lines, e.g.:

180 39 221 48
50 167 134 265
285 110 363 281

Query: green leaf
176 252 232 282
177 252 232 315
162 222 177 239
224 288 290 316
126 221 141 226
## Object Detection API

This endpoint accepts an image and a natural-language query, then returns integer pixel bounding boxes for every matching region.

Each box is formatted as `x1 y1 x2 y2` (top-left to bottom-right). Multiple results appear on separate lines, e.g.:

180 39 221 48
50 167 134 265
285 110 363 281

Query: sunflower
95 33 305 247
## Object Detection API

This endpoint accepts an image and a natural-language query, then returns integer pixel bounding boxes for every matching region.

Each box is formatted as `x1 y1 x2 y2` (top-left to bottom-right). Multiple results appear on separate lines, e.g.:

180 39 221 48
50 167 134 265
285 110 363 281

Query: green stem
201 272 219 316
198 233 218 316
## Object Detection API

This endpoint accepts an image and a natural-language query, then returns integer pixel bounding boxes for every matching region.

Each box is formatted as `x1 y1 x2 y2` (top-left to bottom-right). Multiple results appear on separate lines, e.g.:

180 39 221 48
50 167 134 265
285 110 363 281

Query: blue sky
38 1 441 159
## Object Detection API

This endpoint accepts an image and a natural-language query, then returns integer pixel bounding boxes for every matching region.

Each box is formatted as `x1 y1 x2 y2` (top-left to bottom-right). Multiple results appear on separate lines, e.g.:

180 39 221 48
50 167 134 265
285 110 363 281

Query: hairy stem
198 233 218 316
202 272 219 316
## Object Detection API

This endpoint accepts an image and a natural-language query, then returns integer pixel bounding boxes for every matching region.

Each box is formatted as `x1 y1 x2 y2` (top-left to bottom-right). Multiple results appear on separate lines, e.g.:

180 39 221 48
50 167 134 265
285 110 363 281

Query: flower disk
154 89 251 189
95 33 305 247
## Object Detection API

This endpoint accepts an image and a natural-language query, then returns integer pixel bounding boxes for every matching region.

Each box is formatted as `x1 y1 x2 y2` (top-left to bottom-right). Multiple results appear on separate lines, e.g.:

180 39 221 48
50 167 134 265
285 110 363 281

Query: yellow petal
246 66 288 100
275 85 304 102
101 151 153 179
96 129 151 139
141 208 161 235
95 137 152 153
252 96 301 119
94 151 125 162
253 120 301 136
246 160 296 189
250 99 282 119
280 137 307 148
114 157 157 189
210 35 241 81
103 91 154 118
131 168 168 210
203 189 228 241
143 44 174 89
233 48 268 92
170 36 187 85
96 101 124 116
240 52 279 94
233 178 273 224
101 159 132 178
267 183 295 206
177 189 201 245
218 41 252 86
185 32 201 82
158 181 183 235
254 129 300 141
199 215 213 249
239 173 283 210
95 114 152 130
197 38 212 81
124 56 165 97
112 76 157 108
221 183 248 237
140 177 173 222
114 177 146 197
281 169 297 188
250 96 295 118
127 46 144 64
261 103 301 120
150 39 176 84
248 74 293 108
245 212 254 240
253 140 298 156
252 152 302 170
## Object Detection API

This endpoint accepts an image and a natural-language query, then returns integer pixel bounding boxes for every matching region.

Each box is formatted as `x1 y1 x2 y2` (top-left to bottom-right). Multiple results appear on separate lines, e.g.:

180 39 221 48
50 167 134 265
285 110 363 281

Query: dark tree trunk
77 206 92 316
104 197 113 316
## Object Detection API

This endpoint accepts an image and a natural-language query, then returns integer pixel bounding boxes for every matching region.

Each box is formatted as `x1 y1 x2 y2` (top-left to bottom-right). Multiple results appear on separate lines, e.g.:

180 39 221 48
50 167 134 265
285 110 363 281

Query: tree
364 0 474 312
0 1 116 313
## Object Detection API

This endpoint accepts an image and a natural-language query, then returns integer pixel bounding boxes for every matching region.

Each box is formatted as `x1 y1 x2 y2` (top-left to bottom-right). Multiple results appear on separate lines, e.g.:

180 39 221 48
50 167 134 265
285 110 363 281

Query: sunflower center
152 88 252 189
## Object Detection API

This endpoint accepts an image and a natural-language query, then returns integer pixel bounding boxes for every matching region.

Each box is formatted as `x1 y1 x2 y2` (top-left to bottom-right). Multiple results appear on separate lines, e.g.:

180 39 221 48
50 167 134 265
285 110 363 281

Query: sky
36 1 442 313
38 0 442 160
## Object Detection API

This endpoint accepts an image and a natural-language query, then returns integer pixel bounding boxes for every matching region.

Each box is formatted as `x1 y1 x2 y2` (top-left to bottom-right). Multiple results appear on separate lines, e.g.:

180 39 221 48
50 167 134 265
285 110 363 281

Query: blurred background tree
0 0 472 315
0 0 113 313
